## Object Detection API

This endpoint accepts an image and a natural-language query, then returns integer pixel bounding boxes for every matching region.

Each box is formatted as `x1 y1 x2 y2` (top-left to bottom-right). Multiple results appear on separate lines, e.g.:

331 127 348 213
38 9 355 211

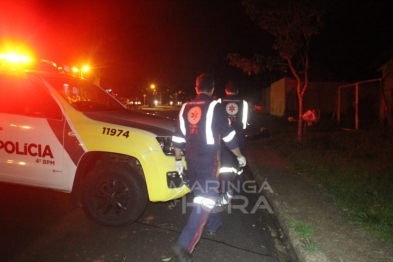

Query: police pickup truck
0 59 189 226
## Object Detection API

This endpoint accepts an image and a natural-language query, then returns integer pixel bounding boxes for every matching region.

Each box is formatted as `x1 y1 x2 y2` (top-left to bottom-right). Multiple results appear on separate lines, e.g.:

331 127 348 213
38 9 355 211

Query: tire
81 163 148 227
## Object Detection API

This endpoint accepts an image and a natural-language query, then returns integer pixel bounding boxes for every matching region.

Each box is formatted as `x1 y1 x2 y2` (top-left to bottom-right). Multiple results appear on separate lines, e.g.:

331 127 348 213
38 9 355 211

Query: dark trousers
177 173 221 253
220 142 245 195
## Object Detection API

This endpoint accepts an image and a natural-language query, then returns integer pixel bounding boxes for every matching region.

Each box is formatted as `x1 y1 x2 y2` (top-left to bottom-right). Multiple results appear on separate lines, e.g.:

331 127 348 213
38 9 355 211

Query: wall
269 78 286 116
286 80 345 115
379 58 393 122
262 77 349 117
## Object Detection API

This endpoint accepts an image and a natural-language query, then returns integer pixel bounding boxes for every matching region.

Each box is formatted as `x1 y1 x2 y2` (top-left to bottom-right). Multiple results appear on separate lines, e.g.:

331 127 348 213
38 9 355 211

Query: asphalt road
0 169 296 262
0 107 297 262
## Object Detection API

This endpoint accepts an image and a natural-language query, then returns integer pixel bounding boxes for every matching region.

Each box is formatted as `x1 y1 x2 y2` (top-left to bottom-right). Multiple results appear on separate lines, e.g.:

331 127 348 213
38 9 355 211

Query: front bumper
167 170 190 188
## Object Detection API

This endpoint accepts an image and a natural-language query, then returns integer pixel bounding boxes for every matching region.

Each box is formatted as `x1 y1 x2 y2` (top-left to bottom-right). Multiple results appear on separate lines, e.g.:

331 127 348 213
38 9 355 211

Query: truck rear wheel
81 163 148 227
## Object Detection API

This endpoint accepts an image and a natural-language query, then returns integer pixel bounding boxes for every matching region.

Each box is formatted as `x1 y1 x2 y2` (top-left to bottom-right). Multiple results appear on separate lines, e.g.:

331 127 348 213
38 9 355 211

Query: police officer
218 80 249 198
172 74 246 262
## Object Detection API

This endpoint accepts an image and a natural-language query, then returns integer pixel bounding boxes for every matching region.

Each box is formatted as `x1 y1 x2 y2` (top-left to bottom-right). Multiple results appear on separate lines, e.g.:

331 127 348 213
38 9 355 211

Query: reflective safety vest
217 96 248 130
172 93 238 154
218 95 249 174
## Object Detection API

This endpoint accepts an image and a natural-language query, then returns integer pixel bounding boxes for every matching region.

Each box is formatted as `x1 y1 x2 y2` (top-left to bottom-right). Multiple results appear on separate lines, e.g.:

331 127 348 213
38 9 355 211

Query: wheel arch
69 151 145 209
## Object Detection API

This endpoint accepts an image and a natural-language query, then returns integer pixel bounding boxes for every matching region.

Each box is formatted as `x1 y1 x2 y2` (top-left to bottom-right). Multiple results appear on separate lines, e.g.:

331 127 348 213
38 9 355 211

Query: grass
288 219 318 253
251 112 393 246
303 239 318 253
288 219 315 238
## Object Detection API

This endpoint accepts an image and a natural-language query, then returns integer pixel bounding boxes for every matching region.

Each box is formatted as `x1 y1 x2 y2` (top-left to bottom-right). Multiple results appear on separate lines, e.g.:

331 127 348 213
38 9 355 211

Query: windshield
42 75 125 112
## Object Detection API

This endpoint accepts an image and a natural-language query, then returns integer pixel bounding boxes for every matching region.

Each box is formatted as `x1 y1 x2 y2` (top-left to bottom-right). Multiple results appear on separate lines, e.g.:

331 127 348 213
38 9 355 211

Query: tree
228 0 327 141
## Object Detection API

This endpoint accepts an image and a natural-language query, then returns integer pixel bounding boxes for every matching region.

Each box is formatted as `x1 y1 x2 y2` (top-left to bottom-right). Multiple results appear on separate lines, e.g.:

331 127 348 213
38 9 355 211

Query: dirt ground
246 138 393 262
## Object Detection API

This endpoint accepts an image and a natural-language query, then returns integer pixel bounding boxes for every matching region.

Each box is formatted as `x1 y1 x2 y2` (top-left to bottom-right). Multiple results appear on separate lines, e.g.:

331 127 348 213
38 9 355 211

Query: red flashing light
0 53 31 63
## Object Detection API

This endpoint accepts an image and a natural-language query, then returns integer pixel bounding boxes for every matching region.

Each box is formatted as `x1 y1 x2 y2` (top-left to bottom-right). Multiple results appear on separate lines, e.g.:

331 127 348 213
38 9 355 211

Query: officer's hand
175 160 184 174
237 156 246 167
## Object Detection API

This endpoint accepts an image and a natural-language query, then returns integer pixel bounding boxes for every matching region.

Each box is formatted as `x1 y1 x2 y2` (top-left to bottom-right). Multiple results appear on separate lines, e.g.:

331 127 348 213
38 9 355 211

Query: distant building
377 57 393 126
261 77 348 117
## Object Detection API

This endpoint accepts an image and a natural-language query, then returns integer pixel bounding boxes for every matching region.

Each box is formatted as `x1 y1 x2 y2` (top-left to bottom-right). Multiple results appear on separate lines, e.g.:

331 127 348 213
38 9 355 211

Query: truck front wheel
81 163 148 227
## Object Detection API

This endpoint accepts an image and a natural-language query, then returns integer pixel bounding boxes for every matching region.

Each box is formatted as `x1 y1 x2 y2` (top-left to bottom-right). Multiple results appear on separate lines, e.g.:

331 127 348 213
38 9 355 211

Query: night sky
1 0 393 100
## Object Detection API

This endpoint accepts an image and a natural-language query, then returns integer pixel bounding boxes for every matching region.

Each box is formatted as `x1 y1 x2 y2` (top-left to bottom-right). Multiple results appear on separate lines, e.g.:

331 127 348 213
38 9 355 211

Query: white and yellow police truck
0 58 189 226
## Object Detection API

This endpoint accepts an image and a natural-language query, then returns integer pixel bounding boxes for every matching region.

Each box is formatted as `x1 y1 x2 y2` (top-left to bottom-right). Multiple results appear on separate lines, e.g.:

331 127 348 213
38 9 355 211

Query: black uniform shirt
172 93 238 167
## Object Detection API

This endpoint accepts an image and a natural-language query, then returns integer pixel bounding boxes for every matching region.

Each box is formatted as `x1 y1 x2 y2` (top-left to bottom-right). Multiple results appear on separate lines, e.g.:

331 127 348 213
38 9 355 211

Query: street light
150 84 161 104
72 65 89 78
150 84 156 106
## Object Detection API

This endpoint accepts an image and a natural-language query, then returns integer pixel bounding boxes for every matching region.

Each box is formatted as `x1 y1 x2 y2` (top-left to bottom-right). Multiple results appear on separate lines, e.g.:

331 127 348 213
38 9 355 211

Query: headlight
156 137 174 156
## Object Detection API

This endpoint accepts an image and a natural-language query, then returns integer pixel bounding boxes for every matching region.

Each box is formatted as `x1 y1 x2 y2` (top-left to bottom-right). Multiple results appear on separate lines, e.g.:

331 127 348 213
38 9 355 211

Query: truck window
43 75 125 112
0 74 63 120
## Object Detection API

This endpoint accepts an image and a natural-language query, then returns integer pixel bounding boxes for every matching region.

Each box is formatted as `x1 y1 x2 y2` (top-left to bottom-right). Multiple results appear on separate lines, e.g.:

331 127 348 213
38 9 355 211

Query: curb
250 166 330 262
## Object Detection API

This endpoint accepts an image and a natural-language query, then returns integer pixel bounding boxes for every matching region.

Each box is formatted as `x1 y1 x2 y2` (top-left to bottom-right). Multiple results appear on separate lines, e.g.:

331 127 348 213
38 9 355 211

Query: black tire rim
91 178 135 217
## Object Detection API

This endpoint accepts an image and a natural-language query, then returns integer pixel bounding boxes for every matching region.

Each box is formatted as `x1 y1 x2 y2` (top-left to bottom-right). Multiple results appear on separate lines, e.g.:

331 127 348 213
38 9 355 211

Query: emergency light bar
0 53 31 63
0 52 65 74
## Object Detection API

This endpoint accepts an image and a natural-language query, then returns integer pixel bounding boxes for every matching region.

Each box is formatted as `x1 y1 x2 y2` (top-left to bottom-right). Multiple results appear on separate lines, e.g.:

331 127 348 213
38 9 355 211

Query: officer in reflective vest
217 80 249 197
172 74 246 262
